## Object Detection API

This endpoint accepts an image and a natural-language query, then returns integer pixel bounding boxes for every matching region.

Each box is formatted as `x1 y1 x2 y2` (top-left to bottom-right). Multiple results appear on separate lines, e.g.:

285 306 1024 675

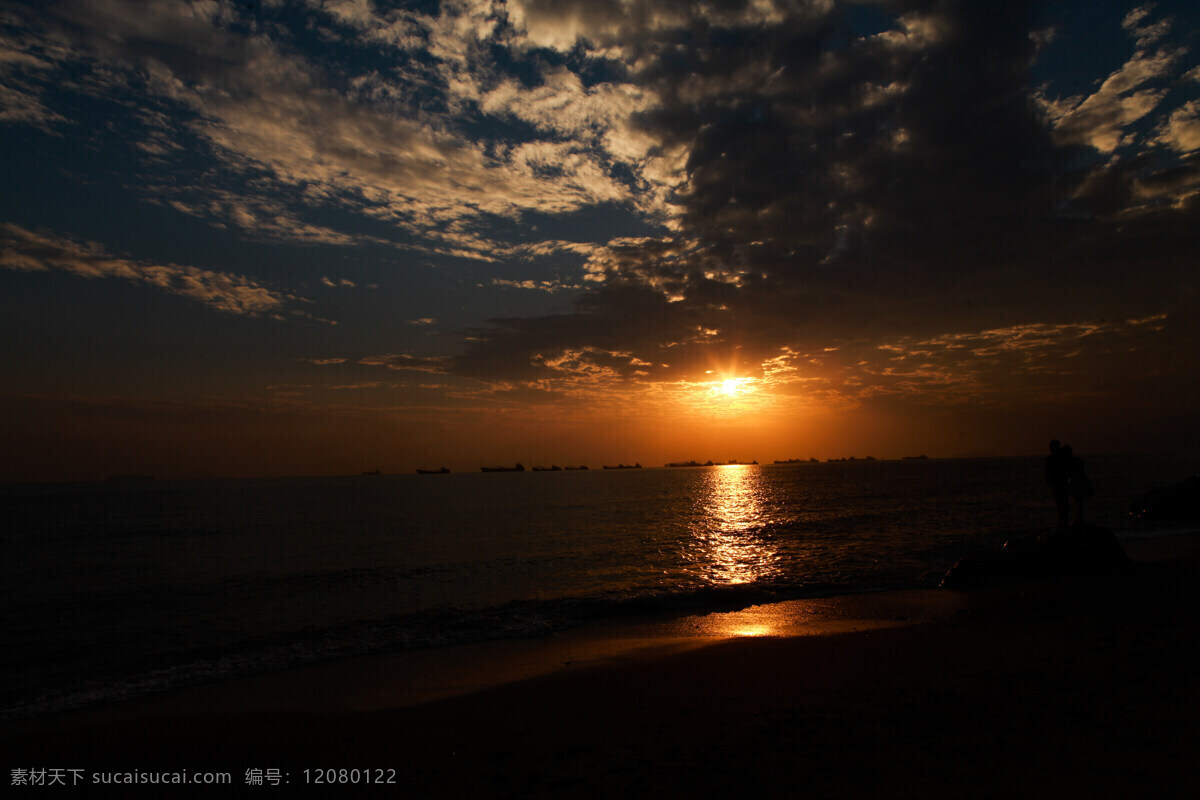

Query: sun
693 374 770 415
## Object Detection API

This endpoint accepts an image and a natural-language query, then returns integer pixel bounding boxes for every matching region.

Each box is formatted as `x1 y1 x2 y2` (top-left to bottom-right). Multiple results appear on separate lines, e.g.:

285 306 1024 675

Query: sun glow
717 377 747 396
678 371 784 417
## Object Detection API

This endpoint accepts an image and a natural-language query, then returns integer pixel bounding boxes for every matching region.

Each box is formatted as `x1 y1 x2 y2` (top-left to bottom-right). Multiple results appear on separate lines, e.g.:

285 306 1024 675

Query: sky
1 0 1198 481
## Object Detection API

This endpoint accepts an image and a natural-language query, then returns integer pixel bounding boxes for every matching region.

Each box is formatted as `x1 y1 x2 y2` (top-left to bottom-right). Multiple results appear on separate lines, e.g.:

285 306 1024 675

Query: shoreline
8 529 1197 724
4 532 1199 795
5 588 974 728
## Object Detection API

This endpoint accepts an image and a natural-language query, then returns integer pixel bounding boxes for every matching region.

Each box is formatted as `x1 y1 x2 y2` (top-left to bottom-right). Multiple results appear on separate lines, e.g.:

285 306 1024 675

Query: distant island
602 463 642 469
416 467 450 474
481 464 525 472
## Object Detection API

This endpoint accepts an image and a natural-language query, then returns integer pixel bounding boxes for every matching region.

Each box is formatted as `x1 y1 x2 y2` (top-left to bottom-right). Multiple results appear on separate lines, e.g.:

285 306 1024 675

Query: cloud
0 223 305 317
0 81 62 129
10 0 646 262
152 187 371 247
497 239 605 262
0 8 71 130
1154 99 1200 154
843 315 1173 404
4 0 1197 423
489 277 582 292
358 353 450 373
1048 46 1180 154
506 0 795 51
479 63 660 183
438 0 1199 411
1122 3 1172 49
326 382 391 391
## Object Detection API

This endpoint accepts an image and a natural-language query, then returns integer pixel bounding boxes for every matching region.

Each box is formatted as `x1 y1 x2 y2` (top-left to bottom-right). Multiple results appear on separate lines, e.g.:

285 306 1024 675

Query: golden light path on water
691 464 779 586
686 465 968 639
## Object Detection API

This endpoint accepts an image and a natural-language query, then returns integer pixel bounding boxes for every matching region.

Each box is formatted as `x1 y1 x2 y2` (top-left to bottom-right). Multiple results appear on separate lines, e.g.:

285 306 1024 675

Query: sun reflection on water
690 464 779 585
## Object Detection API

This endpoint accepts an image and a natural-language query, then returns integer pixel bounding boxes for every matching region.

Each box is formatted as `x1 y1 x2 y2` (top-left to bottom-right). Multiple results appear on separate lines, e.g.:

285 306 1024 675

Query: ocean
2 455 1196 721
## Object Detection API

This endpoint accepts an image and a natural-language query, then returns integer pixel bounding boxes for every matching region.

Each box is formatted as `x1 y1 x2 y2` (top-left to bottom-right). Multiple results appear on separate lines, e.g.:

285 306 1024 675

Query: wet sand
4 534 1199 797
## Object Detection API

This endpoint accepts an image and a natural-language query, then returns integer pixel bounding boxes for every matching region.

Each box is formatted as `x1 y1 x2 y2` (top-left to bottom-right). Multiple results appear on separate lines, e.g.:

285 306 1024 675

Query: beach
6 2 1200 796
5 533 1198 797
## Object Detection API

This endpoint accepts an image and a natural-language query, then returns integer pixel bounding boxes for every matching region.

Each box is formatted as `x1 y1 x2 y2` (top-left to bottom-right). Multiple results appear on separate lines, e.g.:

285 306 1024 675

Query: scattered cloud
358 353 450 373
153 187 371 248
1153 100 1200 154
1122 4 1172 49
0 223 305 318
427 1 1199 417
5 0 654 263
1048 46 1180 154
489 278 581 292
0 9 70 130
2 0 1197 437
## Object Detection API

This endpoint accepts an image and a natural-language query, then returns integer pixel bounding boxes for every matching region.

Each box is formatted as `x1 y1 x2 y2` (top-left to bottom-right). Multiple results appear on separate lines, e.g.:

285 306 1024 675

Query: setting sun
719 378 745 396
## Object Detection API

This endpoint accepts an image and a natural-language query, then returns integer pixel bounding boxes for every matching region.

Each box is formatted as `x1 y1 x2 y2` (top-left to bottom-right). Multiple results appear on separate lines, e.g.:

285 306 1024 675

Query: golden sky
1 0 1198 480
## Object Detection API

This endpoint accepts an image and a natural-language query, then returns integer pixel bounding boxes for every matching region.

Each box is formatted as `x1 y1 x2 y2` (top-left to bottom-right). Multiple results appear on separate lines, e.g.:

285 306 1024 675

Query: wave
0 577 894 722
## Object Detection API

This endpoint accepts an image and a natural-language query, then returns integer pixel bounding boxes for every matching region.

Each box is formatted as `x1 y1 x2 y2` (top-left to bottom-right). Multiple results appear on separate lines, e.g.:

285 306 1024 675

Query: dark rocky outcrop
1129 476 1200 521
940 526 1131 589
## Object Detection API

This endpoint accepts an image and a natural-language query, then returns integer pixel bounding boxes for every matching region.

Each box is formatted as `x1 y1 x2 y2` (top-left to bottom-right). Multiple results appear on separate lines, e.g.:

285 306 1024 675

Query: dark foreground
4 534 1199 798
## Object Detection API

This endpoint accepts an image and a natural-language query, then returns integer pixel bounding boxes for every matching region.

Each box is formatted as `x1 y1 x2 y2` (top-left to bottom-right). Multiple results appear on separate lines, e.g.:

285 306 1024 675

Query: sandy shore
4 533 1199 797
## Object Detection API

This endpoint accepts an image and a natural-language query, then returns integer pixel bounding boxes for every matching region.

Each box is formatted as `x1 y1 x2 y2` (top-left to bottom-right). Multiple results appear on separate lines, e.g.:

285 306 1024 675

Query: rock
940 526 1130 589
1129 476 1200 521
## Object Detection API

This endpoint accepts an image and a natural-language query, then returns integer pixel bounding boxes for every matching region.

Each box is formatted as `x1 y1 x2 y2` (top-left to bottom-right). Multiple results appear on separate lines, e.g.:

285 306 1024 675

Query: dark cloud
2 0 1197 439
454 0 1200 407
357 353 450 373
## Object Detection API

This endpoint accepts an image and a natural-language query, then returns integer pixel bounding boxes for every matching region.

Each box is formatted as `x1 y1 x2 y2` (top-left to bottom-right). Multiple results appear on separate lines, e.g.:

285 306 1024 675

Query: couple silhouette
1045 440 1093 530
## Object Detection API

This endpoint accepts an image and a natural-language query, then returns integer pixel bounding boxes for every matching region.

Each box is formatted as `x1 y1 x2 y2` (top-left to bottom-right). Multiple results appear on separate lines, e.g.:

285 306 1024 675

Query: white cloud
481 66 655 161
0 223 305 318
1049 47 1179 153
19 0 641 261
1044 6 1186 155
1153 99 1200 154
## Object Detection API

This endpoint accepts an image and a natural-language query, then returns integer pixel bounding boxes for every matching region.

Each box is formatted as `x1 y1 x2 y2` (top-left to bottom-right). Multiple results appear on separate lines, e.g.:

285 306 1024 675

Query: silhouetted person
1062 444 1092 528
1045 440 1070 531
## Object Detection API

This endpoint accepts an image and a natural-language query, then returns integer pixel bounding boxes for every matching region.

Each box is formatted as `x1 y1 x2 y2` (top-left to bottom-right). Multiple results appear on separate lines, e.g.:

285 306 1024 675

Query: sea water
2 455 1195 720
